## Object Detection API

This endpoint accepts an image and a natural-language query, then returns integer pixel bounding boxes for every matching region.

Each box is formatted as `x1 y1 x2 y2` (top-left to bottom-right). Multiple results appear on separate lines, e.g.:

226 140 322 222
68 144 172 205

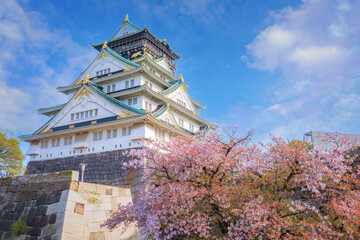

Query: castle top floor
92 14 181 73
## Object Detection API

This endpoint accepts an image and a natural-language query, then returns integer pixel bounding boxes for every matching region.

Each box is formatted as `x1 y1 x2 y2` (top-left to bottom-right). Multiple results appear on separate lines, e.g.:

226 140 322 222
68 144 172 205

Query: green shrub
10 216 27 237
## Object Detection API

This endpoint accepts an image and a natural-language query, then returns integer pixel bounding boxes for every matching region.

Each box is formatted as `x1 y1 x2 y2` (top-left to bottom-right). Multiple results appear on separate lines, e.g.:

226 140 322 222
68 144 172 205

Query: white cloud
246 27 296 71
0 0 95 135
289 46 342 65
242 0 360 139
267 104 280 111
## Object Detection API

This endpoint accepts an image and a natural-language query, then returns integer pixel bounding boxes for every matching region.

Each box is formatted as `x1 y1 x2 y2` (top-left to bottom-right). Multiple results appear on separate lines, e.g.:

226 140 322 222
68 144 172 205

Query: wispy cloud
240 0 360 138
0 0 95 135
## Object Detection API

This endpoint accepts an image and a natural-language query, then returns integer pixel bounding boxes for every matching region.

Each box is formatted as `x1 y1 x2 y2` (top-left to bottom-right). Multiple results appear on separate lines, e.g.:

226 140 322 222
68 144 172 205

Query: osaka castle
21 15 215 188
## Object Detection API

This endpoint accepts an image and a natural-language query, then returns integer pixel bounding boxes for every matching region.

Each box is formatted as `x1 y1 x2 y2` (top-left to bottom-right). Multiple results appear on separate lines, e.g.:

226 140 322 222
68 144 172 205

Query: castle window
145 80 153 88
71 109 98 121
145 102 152 112
177 99 186 108
128 98 137 106
93 131 103 141
107 85 111 93
51 138 60 147
130 79 135 87
113 129 117 138
125 81 129 88
179 118 184 128
97 68 111 77
107 130 111 139
106 129 116 139
40 140 48 149
112 84 115 92
190 124 195 132
155 128 166 141
122 127 131 136
64 136 73 145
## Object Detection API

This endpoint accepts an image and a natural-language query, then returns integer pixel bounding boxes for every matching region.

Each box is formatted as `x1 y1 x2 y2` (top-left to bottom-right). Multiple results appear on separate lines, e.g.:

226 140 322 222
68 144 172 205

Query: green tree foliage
0 130 25 177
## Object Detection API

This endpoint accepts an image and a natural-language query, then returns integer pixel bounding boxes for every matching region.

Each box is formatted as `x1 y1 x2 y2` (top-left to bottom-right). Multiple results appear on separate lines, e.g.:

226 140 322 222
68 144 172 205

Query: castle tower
21 15 215 190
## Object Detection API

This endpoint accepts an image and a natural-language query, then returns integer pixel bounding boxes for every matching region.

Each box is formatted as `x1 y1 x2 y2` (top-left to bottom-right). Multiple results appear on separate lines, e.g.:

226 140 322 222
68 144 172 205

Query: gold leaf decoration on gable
146 53 153 59
82 73 90 85
180 85 186 93
75 88 93 102
124 67 132 72
97 52 108 60
117 111 134 119
39 126 52 134
74 79 82 85
102 41 108 49
131 51 142 59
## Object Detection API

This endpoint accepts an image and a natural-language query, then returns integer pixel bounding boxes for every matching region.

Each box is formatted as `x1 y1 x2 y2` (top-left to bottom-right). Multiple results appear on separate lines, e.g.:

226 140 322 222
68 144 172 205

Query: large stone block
0 172 139 240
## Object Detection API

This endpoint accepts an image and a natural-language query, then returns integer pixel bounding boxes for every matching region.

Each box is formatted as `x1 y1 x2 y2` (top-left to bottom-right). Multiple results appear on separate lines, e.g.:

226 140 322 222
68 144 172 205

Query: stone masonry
0 171 75 239
0 171 142 240
25 149 143 198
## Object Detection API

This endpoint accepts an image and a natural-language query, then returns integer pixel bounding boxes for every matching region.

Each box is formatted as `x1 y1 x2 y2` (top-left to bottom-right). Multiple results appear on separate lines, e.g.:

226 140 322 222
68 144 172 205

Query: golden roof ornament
82 73 90 85
124 14 129 22
102 41 108 49
179 74 184 82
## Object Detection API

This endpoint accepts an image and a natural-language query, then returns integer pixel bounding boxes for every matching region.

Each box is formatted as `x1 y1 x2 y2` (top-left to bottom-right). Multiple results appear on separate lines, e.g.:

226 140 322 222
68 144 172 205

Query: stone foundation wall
25 149 143 196
0 171 142 240
0 171 76 240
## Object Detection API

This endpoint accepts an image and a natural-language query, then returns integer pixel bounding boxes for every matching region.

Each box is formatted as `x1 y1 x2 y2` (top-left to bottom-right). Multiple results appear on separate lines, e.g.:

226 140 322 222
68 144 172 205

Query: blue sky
1 0 360 155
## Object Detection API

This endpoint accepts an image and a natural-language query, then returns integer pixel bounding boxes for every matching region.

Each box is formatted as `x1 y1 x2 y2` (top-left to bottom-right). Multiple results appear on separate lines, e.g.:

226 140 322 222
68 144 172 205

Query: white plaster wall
141 96 160 112
29 124 147 161
54 101 112 128
119 95 142 110
140 75 164 93
156 59 172 73
144 123 171 141
99 75 141 93
168 89 195 113
90 58 123 79
171 111 200 132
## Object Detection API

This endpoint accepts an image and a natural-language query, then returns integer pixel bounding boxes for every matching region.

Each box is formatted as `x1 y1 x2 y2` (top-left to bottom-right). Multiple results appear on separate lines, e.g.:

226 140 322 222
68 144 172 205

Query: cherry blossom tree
103 130 360 239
